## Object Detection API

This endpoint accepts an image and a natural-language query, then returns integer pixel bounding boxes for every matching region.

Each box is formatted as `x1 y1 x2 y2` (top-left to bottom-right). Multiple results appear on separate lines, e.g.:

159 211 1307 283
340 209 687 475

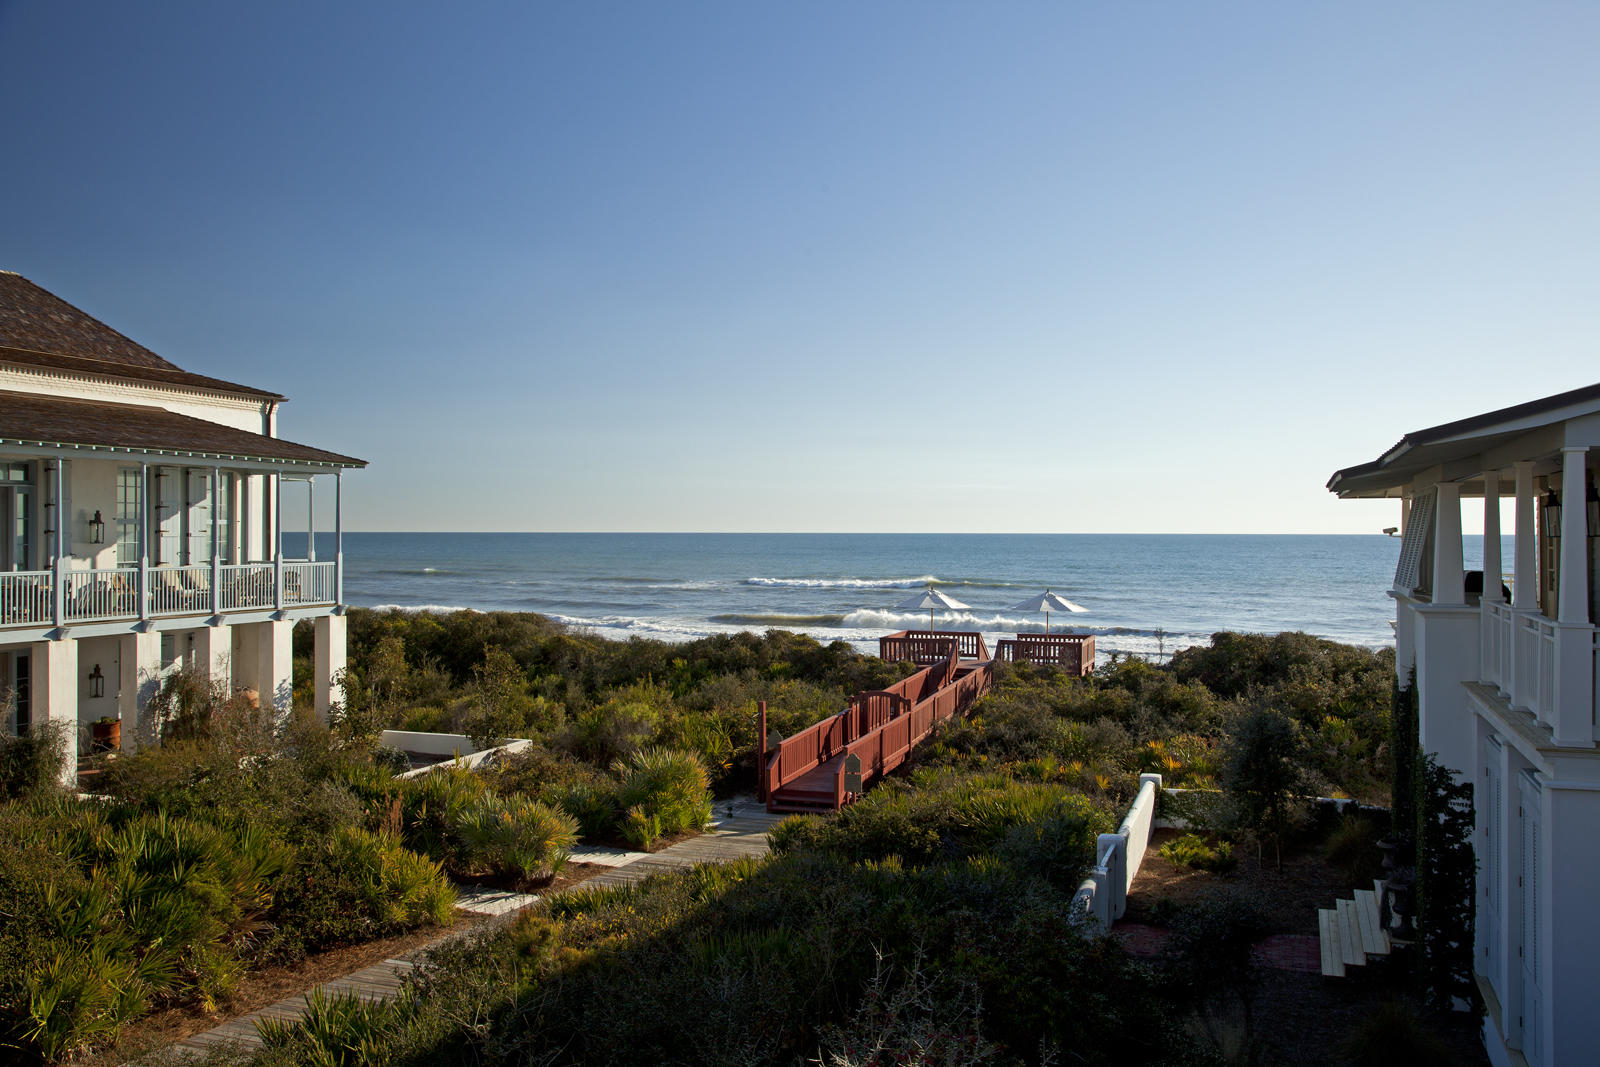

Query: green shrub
0 721 66 803
1158 833 1236 873
455 795 578 884
611 747 711 849
1323 814 1382 887
257 986 403 1066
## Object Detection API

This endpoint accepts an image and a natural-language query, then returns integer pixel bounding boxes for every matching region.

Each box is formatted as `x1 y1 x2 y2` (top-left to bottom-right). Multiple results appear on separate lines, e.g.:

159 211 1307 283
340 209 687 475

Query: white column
314 613 346 720
1514 462 1537 611
210 466 222 617
272 473 283 611
307 477 316 561
1433 481 1466 605
334 471 343 607
50 459 64 627
32 638 78 785
137 462 150 621
190 624 230 690
1400 493 1411 538
117 629 162 752
1558 448 1589 625
252 619 293 723
1484 474 1503 604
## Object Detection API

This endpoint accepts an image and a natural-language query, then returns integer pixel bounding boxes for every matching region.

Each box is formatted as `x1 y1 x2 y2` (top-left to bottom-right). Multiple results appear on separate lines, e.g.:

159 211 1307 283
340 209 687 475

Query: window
116 468 141 568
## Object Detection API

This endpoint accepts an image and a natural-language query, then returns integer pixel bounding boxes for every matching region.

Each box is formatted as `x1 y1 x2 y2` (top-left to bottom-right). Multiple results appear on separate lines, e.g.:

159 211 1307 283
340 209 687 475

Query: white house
0 271 363 782
1329 383 1600 1067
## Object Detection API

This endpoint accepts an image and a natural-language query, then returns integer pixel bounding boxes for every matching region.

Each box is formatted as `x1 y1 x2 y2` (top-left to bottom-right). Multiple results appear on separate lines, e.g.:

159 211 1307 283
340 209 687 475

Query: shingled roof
0 271 284 399
0 392 364 468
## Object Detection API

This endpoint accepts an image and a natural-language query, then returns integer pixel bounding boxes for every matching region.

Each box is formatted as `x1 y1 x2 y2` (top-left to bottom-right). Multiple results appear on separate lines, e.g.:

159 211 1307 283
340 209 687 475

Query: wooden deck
164 798 787 1060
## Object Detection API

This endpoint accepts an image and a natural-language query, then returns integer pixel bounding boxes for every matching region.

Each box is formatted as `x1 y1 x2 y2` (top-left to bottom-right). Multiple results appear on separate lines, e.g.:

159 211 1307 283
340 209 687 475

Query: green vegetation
1 613 1403 1063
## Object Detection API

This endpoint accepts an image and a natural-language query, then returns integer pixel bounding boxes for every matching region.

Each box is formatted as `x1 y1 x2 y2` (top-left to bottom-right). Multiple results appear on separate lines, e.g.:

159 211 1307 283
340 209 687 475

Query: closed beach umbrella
893 586 970 629
1008 590 1087 634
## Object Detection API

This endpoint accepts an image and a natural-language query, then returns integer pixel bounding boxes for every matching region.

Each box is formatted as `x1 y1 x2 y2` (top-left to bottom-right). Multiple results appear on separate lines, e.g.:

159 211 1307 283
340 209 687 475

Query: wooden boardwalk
162 798 788 1061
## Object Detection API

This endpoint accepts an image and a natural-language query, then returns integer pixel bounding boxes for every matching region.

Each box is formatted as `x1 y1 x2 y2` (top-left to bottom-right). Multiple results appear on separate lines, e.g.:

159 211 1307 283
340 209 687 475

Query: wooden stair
1318 880 1392 977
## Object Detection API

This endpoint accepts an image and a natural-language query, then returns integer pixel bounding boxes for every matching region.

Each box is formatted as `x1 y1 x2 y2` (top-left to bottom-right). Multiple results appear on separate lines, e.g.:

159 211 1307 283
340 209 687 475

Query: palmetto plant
612 747 712 849
256 986 403 1067
455 794 578 884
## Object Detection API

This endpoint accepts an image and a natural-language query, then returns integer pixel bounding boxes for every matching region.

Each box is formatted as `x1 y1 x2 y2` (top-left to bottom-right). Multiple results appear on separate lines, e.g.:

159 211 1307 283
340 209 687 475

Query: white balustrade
62 567 140 623
1074 772 1163 935
281 560 336 606
219 563 276 611
0 570 53 626
148 564 215 616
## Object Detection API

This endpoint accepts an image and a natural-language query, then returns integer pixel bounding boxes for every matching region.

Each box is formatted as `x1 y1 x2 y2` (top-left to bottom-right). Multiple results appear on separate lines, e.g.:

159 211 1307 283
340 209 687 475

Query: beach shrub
257 986 404 1066
1339 1000 1452 1067
1158 832 1236 873
612 747 711 849
1221 706 1308 865
0 720 66 802
455 794 577 884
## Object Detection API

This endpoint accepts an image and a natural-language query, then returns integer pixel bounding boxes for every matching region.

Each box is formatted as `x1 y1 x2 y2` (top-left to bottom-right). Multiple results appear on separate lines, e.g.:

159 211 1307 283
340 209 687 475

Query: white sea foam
745 575 940 589
369 603 484 614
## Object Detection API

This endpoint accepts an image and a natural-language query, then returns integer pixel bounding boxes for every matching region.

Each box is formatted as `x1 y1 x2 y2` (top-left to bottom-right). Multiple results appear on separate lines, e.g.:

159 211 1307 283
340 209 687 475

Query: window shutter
1395 488 1436 593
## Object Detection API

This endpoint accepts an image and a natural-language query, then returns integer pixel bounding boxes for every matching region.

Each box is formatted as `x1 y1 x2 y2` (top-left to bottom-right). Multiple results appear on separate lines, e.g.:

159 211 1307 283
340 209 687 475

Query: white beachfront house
0 271 363 782
1328 382 1600 1067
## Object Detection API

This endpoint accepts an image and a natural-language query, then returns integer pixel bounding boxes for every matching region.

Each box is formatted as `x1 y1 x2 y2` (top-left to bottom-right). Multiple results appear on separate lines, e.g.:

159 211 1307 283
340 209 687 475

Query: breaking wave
709 613 849 626
745 575 940 589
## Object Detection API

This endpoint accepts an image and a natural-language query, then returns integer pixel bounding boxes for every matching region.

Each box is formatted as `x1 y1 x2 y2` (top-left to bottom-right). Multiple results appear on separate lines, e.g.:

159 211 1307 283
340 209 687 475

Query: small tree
1222 706 1307 868
462 645 527 749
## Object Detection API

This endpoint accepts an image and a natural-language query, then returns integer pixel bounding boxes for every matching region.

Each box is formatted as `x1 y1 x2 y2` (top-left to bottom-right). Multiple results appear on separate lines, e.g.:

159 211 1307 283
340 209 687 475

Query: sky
2 2 1597 534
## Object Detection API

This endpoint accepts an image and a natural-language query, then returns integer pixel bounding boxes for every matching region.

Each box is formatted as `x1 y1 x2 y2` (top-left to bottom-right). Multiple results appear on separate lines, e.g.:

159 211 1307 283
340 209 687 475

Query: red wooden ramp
762 634 994 814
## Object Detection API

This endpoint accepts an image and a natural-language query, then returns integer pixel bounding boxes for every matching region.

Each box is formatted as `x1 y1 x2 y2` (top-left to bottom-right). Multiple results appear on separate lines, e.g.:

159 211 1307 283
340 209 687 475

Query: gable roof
0 392 364 469
0 271 285 400
1328 381 1600 497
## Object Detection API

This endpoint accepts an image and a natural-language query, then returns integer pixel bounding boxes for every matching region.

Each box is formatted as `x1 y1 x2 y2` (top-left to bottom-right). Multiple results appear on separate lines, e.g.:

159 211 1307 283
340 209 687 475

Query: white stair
1318 879 1392 977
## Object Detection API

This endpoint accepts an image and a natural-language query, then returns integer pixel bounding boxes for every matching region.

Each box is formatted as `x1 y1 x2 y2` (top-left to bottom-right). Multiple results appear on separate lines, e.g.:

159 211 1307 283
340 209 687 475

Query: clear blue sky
3 2 1597 533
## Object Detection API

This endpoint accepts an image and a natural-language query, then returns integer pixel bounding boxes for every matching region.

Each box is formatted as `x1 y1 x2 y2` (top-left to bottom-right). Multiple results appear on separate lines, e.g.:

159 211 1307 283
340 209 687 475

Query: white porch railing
62 567 140 623
0 570 53 626
148 564 215 616
1072 772 1163 934
219 562 276 611
282 561 336 606
1484 600 1513 693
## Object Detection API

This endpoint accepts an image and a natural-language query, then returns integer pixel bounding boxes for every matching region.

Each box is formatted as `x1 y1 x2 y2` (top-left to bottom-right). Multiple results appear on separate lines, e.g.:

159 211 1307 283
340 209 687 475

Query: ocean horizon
322 532 1504 660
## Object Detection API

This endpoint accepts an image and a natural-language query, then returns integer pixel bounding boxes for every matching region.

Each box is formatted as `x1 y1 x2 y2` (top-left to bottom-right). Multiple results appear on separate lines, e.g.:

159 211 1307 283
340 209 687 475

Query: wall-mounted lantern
88 510 105 545
88 664 104 699
1543 489 1562 539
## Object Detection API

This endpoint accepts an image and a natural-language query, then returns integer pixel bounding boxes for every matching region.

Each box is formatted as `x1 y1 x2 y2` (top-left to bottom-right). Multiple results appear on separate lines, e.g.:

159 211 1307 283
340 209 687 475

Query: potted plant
91 715 120 752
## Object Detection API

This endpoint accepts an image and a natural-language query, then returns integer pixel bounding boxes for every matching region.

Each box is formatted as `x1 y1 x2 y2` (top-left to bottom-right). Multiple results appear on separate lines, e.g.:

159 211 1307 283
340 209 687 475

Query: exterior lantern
88 664 104 699
1543 488 1562 539
88 510 105 545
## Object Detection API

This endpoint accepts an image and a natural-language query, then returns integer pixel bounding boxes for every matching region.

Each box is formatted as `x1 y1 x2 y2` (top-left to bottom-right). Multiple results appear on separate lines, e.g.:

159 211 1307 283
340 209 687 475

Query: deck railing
0 570 53 626
764 641 963 801
880 630 989 663
995 633 1096 675
63 567 140 623
0 557 342 630
219 563 276 611
283 561 336 605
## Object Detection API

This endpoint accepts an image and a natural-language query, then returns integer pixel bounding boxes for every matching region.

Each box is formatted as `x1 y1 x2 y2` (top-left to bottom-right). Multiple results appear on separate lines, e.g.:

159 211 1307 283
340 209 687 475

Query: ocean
329 533 1500 661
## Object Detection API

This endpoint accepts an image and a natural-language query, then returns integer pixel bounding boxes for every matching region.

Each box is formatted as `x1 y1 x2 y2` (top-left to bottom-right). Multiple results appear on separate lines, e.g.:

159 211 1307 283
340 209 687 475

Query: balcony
0 558 336 631
1480 599 1599 745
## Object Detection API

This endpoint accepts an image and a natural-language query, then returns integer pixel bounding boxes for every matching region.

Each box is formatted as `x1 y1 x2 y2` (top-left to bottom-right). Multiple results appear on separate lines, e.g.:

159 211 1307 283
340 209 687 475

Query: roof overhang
0 392 365 473
1328 382 1600 499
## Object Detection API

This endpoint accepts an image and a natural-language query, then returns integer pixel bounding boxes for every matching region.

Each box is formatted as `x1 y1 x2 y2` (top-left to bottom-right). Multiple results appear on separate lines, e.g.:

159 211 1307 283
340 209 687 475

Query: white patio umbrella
1008 590 1087 634
893 586 970 629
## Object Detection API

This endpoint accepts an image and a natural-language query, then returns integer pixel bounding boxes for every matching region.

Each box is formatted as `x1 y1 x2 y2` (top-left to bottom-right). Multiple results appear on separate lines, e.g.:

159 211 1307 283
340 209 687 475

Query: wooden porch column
272 472 283 612
334 470 343 607
1513 461 1536 612
307 476 316 562
138 462 150 622
49 458 64 628
210 466 222 617
1483 474 1503 604
1558 447 1590 625
1433 481 1465 606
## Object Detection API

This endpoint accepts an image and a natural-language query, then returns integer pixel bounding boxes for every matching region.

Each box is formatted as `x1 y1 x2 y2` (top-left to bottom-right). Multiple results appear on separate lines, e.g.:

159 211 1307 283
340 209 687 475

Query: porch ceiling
0 391 364 469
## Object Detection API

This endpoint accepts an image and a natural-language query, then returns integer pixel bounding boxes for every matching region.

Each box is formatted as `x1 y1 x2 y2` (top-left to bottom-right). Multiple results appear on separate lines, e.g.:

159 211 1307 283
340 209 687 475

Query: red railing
879 630 990 663
995 633 1095 675
764 641 964 802
833 648 990 806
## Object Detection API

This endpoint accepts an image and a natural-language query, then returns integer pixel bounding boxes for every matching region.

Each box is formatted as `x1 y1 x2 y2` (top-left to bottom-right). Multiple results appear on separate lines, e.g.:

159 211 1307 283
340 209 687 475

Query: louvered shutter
1395 488 1436 593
